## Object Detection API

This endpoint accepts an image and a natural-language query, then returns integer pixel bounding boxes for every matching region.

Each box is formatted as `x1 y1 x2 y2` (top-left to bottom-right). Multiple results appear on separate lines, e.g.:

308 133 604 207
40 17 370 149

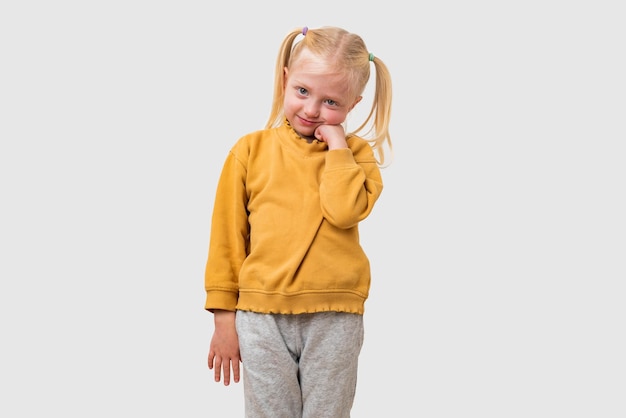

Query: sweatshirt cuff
205 289 238 312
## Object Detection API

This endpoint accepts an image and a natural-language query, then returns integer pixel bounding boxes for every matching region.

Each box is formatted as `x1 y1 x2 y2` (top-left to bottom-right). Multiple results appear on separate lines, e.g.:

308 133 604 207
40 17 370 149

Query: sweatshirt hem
236 290 367 315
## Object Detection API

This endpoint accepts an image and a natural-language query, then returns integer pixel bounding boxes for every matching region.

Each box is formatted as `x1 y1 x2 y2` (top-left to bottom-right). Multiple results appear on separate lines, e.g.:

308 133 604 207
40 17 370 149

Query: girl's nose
304 102 320 118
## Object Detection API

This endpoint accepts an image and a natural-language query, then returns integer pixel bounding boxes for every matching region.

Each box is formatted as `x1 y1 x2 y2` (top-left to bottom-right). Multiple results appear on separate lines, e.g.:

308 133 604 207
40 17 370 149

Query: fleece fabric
204 120 383 314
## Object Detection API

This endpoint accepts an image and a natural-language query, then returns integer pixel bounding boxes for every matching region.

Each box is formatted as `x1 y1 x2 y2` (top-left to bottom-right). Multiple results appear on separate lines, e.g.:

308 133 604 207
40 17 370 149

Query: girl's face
283 52 360 139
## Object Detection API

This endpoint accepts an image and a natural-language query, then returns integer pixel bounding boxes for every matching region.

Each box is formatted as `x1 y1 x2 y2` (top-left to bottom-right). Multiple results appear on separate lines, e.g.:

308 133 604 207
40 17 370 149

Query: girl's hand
315 124 348 150
208 310 241 386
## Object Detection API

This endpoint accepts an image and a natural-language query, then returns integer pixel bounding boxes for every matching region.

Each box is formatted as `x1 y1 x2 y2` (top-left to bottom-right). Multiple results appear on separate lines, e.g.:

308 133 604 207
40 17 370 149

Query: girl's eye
298 87 308 95
325 99 337 106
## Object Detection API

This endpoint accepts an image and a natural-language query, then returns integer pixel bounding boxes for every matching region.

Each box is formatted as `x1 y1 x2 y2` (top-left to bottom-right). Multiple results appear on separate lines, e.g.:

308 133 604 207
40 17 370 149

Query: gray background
1 1 624 417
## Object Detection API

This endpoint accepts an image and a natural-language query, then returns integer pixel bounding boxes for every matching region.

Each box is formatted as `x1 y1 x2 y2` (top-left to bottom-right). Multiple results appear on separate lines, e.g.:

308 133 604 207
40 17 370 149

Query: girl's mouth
297 115 319 126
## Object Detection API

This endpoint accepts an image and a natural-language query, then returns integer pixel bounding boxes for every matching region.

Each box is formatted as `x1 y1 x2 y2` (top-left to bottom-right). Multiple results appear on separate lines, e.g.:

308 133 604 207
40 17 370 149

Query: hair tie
302 26 308 36
368 52 375 62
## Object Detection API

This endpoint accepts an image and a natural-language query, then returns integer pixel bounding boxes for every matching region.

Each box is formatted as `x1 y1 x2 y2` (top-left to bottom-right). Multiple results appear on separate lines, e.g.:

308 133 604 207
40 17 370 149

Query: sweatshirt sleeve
319 142 383 229
204 145 250 312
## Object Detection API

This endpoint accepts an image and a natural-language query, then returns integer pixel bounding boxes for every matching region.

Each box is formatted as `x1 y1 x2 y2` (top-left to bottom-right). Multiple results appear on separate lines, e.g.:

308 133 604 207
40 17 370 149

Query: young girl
204 25 393 418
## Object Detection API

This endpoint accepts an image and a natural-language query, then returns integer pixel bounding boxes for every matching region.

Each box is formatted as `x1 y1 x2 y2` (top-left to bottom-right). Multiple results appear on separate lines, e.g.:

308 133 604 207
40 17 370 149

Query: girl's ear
283 67 289 88
349 96 363 112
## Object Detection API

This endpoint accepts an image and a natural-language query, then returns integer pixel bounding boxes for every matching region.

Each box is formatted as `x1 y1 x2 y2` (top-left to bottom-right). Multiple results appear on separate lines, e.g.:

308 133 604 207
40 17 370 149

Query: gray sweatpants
236 310 364 418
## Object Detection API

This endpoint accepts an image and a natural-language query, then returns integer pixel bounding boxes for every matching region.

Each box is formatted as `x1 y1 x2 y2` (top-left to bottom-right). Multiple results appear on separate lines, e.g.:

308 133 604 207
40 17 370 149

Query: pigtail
266 29 304 129
350 56 393 167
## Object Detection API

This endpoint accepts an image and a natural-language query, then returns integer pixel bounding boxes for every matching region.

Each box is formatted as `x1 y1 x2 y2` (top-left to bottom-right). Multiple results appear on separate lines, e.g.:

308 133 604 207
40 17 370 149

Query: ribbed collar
278 119 329 158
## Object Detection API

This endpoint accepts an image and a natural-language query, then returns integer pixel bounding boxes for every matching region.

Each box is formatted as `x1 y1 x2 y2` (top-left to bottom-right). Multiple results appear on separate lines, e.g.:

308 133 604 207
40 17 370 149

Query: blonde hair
266 26 393 167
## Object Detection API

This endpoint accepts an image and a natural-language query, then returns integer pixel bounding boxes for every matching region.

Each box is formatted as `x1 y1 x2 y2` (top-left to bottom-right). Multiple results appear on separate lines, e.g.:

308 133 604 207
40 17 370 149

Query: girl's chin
293 125 315 138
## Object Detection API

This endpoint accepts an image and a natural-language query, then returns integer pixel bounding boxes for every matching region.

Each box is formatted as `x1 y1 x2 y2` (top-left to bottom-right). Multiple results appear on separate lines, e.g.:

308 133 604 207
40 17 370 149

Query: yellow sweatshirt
204 120 383 314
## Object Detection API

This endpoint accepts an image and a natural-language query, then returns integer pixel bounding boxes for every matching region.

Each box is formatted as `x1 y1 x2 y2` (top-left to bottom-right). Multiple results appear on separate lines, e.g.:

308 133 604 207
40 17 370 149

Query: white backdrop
1 1 624 417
